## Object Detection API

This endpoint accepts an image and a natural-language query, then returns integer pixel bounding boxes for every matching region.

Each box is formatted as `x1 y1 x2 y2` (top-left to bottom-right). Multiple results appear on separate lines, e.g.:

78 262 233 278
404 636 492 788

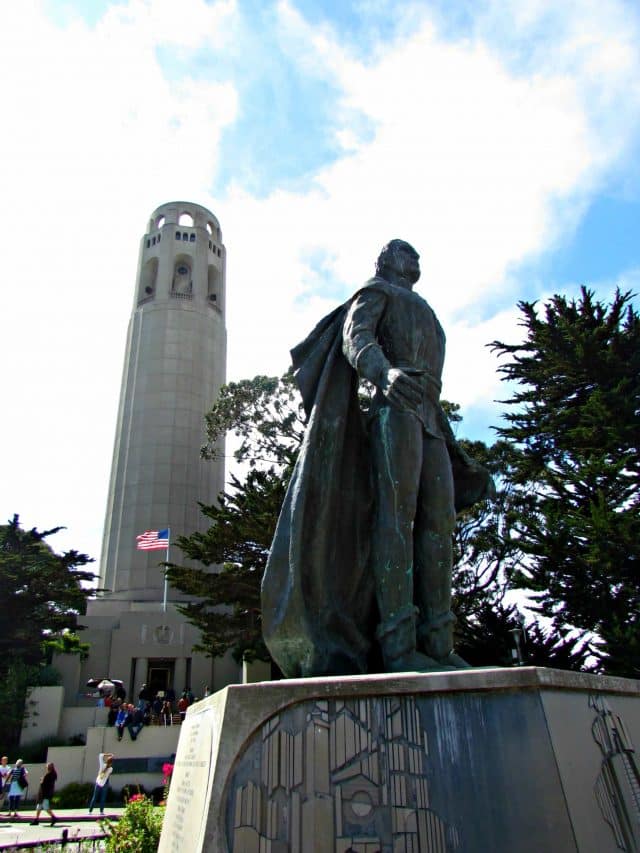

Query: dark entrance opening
147 659 175 699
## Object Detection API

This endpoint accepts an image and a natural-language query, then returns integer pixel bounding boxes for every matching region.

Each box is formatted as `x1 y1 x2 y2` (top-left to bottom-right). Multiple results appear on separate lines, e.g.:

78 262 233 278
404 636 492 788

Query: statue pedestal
159 667 640 853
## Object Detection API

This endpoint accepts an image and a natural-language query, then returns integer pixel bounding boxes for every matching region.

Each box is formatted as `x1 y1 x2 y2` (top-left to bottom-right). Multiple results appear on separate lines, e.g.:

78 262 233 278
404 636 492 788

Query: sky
1 0 639 567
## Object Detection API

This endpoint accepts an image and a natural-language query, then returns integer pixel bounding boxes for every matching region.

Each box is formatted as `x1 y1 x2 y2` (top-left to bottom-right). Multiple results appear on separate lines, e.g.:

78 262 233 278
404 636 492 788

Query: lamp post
509 612 527 666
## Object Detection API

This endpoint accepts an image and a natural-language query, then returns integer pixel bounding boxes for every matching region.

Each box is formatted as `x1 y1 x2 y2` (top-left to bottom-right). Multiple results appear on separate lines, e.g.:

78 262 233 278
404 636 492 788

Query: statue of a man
262 239 493 677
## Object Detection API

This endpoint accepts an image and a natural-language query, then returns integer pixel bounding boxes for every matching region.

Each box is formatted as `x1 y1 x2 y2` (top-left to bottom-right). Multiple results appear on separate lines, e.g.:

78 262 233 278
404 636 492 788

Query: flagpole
163 528 171 613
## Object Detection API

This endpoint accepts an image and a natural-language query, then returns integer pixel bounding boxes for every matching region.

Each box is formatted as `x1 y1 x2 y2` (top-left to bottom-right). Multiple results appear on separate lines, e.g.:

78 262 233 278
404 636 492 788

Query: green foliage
52 781 95 808
450 436 592 670
491 288 640 676
452 440 528 616
0 662 41 753
456 601 592 669
45 632 90 661
103 796 164 853
202 372 304 468
0 515 95 667
167 468 287 663
167 374 301 664
0 515 95 750
34 665 62 686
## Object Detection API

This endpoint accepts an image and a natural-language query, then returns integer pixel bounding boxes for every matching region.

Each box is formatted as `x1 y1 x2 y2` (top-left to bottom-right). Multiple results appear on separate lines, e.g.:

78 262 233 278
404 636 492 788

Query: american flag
136 529 170 551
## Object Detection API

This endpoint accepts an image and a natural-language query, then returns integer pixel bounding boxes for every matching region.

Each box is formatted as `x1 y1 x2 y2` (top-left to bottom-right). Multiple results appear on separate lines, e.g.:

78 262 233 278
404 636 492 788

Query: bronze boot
377 607 452 672
418 612 471 669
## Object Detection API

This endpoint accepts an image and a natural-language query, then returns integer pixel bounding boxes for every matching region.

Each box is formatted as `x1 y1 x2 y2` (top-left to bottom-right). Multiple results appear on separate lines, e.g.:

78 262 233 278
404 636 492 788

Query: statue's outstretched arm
343 289 423 412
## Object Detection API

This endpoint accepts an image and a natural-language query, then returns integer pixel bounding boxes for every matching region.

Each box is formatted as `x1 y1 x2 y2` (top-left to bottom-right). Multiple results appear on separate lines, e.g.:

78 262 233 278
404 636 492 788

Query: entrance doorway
147 659 175 699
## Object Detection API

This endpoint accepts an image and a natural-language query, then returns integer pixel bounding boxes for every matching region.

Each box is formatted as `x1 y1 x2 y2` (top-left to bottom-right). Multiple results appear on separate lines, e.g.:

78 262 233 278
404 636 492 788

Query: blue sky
1 0 639 564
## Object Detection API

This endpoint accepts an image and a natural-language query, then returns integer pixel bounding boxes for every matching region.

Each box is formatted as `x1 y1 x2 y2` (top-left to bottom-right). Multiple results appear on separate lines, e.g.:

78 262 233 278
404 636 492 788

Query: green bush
103 796 164 852
34 665 62 686
52 781 95 808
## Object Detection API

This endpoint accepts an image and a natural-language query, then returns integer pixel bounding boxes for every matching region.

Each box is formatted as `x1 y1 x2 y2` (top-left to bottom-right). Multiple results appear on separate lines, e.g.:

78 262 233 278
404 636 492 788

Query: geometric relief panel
591 694 640 852
225 696 459 853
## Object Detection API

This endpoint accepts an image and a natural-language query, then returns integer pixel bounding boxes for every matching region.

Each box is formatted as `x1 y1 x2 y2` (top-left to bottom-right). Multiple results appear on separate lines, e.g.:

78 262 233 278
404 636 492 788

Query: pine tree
166 469 286 663
166 374 299 664
0 515 94 748
451 438 591 670
490 288 640 676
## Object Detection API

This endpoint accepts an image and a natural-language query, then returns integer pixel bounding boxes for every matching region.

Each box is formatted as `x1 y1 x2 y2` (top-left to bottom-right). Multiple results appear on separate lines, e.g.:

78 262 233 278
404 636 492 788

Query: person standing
178 694 188 722
137 683 151 709
88 752 113 815
161 700 172 726
0 756 10 811
7 759 28 817
30 763 57 825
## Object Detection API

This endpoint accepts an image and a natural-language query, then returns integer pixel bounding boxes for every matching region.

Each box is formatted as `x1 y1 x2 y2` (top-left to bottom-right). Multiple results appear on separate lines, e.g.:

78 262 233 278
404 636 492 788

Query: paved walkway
0 808 125 849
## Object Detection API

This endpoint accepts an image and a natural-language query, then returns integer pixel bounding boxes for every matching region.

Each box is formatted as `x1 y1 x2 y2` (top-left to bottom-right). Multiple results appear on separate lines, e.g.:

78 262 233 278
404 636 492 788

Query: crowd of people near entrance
0 755 58 824
100 683 200 740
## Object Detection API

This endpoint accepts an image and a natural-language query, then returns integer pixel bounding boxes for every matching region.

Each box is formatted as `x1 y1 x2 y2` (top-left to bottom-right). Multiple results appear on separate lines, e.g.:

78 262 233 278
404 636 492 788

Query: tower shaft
99 201 226 601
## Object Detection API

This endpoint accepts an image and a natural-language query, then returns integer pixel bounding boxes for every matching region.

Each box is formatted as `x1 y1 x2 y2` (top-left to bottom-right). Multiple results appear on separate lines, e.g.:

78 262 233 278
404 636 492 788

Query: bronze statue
262 240 493 677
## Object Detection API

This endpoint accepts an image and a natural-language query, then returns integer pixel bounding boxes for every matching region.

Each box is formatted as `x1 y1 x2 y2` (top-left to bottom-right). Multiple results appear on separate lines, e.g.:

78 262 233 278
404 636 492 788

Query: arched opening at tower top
178 212 194 227
207 264 222 310
155 215 165 229
139 257 158 301
172 255 193 296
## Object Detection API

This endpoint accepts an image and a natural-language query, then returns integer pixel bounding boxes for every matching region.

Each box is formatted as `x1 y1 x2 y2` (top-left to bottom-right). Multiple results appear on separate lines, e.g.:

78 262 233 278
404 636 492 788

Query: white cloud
220 0 640 383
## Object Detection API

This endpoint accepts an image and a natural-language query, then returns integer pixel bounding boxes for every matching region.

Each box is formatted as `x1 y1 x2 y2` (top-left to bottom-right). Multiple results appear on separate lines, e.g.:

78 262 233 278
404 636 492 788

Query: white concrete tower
99 201 226 602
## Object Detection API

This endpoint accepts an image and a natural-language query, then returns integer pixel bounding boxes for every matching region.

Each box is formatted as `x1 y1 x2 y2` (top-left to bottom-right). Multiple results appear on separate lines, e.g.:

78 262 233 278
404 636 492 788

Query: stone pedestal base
159 667 640 853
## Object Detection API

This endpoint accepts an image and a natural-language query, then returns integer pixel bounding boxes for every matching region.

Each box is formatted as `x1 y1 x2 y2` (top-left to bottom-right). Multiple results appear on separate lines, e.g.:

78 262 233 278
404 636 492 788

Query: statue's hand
382 368 423 411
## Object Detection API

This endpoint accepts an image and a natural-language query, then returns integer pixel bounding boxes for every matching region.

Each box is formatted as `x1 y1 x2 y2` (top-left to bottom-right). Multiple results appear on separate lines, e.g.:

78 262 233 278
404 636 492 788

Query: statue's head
375 239 420 286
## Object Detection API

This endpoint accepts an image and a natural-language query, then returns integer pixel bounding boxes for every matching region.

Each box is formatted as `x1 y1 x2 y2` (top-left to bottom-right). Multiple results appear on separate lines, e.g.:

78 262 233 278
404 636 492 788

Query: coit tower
99 201 226 602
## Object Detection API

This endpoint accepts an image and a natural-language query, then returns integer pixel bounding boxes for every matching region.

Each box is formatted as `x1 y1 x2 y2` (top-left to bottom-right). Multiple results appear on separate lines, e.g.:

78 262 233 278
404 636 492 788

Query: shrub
35 665 62 686
103 796 164 852
52 781 95 808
